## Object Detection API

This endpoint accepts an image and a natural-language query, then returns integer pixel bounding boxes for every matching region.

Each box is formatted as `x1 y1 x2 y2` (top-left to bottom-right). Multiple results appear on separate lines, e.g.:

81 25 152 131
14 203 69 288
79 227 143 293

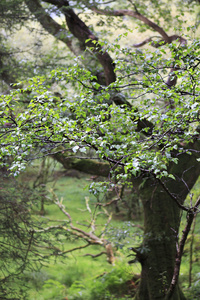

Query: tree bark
135 181 185 300
52 152 111 177
134 149 200 300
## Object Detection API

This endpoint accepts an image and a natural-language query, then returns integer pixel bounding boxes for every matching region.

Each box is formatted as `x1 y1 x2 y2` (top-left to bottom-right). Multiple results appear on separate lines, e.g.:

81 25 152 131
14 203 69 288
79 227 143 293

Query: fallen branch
83 251 107 258
35 190 116 263
97 198 119 207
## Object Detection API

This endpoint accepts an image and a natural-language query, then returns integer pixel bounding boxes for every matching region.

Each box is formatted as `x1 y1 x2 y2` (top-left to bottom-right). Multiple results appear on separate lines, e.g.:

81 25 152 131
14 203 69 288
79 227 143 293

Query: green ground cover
26 172 141 299
20 165 200 299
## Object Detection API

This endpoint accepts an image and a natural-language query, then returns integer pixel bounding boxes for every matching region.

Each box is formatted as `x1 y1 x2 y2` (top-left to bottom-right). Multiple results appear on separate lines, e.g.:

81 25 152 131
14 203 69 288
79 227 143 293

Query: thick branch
89 6 187 90
89 7 170 42
63 6 116 85
41 0 116 85
52 153 111 177
25 0 75 53
26 0 153 128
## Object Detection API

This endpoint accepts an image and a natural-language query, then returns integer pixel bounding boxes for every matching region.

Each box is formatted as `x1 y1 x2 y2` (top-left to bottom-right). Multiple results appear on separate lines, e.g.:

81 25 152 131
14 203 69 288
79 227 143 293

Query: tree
1 0 200 299
0 169 42 299
0 0 73 94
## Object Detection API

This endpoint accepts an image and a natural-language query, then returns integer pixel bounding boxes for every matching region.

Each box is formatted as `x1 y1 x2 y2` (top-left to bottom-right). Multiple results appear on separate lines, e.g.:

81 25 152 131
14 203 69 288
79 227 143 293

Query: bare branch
133 35 187 48
156 177 189 212
84 242 115 264
97 198 119 207
61 243 91 254
89 6 170 42
50 189 72 222
88 4 187 91
40 190 116 263
83 251 107 258
165 196 200 299
133 37 157 48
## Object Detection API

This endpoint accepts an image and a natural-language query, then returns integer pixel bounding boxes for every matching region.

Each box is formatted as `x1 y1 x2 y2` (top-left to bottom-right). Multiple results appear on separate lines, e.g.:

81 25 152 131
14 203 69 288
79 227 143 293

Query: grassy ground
22 163 200 300
25 167 142 300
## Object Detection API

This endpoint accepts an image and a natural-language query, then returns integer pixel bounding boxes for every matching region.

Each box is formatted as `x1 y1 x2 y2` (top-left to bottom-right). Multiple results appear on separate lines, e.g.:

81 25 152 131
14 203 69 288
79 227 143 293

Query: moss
52 152 111 176
135 178 186 300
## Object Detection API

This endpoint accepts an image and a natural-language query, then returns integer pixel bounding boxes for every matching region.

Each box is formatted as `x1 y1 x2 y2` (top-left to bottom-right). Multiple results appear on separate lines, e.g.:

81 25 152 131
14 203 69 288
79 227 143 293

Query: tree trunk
135 180 186 300
134 149 200 300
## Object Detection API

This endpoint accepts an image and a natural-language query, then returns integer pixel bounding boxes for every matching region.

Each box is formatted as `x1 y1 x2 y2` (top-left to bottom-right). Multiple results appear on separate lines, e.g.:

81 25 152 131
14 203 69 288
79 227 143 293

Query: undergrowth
21 165 200 299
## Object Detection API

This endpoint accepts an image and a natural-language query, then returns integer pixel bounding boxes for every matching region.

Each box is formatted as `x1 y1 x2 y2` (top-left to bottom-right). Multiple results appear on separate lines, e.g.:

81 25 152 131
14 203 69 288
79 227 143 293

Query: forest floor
21 163 200 300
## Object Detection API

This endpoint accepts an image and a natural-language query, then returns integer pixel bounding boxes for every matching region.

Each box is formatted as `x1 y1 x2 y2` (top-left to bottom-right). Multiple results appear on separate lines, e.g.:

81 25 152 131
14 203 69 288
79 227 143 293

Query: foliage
67 261 135 300
0 0 200 299
0 0 28 30
184 273 200 299
104 221 143 250
0 173 40 299
0 1 73 90
22 173 142 300
1 36 200 181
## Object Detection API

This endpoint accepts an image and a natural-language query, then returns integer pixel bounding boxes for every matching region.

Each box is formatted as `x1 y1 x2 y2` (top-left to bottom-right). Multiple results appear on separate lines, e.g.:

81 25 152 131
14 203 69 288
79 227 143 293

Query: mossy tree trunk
134 151 200 300
135 182 185 300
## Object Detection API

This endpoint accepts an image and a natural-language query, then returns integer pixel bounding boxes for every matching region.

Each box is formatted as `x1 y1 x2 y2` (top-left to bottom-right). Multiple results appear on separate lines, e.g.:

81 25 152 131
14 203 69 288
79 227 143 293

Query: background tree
0 168 41 299
0 1 200 299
